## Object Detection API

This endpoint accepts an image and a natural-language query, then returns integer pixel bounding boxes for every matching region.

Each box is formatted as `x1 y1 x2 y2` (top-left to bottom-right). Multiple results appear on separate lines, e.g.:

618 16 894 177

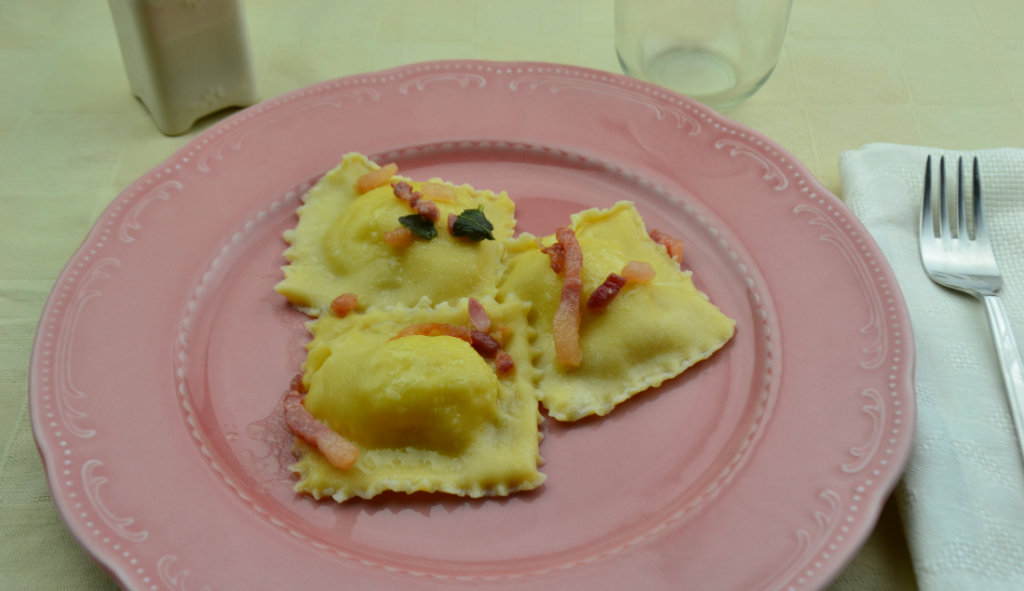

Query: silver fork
920 155 1024 460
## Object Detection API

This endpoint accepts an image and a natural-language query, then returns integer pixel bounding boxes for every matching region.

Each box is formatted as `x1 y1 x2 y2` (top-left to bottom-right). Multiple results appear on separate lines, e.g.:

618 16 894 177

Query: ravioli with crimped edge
290 296 544 502
275 155 734 503
276 153 515 316
496 201 735 422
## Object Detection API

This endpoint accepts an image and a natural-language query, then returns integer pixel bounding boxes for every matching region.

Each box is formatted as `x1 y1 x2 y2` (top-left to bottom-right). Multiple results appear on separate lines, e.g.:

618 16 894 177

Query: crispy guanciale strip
330 293 358 317
283 392 359 470
469 330 500 358
289 372 306 394
650 229 685 262
621 260 655 283
384 226 415 247
420 182 457 203
552 227 583 368
357 163 398 194
415 198 441 222
392 181 441 222
467 297 491 332
447 213 458 235
586 273 628 311
539 239 567 274
390 323 473 344
391 181 416 201
495 351 515 376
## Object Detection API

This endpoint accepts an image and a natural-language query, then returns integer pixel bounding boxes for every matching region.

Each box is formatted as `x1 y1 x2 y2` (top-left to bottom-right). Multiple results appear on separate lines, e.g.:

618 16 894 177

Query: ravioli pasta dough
292 297 544 502
276 154 734 503
277 153 515 316
497 203 735 421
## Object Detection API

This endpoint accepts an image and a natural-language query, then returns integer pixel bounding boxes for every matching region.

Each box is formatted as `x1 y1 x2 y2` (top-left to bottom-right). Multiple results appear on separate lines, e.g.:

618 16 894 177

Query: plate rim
29 59 916 591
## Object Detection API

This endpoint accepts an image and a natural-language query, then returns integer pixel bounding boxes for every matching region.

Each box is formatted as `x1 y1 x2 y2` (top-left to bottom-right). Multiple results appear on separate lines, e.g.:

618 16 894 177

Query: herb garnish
451 206 495 241
399 214 437 240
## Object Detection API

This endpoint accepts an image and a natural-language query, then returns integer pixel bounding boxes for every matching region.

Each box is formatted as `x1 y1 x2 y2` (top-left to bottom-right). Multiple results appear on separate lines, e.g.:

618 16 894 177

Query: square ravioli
290 296 545 502
276 153 516 316
496 202 736 422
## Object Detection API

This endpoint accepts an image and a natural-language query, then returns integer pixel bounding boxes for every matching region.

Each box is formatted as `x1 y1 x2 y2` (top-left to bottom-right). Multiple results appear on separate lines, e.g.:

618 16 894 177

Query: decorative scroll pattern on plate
715 139 789 191
843 389 885 473
197 89 379 172
399 73 486 94
82 460 148 542
120 182 183 243
55 257 120 438
794 204 887 369
509 76 701 135
757 491 843 591
158 556 211 591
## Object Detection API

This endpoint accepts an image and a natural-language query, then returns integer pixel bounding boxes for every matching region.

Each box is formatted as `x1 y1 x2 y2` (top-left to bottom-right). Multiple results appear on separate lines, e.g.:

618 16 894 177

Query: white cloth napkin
840 143 1024 591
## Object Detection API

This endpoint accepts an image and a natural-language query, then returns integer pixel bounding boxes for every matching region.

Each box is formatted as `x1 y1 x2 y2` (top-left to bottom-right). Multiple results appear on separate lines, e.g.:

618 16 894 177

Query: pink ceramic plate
31 61 914 591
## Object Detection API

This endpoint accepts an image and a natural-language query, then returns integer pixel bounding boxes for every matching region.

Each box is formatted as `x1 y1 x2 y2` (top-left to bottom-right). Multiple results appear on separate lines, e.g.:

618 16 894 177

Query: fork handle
983 295 1024 461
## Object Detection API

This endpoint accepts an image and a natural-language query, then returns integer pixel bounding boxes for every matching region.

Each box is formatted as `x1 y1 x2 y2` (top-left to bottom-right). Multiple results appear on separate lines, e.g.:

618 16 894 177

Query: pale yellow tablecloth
3 0 1023 588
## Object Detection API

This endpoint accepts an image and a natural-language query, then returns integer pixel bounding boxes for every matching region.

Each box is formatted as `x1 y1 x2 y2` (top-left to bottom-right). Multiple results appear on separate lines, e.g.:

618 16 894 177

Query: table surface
3 0 1023 588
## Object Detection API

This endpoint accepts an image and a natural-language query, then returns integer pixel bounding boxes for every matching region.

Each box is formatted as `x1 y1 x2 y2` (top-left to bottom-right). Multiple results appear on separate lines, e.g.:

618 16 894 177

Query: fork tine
922 155 933 238
957 157 968 240
973 156 989 242
939 156 950 242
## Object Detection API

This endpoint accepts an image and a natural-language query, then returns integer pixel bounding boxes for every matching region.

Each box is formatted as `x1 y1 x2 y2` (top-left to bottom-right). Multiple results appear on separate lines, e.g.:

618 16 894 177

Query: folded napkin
840 144 1024 591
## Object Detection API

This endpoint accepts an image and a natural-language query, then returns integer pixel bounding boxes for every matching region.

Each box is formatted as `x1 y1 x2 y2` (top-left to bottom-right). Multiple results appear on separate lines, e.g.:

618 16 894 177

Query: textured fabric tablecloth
841 144 1024 591
4 0 1024 588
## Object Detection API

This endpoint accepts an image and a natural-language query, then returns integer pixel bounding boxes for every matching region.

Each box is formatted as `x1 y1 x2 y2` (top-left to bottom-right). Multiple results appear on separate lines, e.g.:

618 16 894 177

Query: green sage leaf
451 206 495 241
399 214 437 240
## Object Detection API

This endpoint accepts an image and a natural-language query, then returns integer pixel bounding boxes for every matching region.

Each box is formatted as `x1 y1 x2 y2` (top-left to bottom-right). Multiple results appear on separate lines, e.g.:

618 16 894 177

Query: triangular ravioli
497 202 735 421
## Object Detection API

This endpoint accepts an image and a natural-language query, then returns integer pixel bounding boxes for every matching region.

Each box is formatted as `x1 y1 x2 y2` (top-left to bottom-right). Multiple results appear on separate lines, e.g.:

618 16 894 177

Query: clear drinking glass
615 0 792 109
